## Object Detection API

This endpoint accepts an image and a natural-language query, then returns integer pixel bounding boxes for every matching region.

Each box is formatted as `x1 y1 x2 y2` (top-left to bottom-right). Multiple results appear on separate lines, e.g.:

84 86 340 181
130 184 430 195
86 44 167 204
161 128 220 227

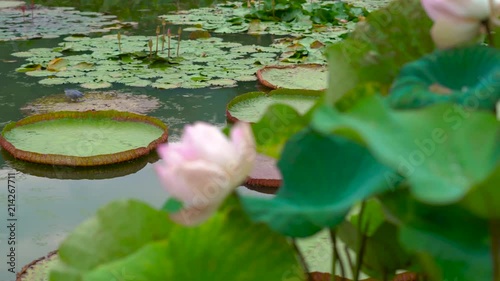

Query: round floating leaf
80 81 112 89
17 250 58 281
227 89 322 123
257 64 328 90
387 46 500 110
0 110 168 166
241 128 400 237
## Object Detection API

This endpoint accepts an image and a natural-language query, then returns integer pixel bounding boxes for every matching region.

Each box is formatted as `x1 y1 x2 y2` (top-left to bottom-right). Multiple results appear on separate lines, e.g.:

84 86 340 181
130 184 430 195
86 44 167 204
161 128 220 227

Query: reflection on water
0 0 278 277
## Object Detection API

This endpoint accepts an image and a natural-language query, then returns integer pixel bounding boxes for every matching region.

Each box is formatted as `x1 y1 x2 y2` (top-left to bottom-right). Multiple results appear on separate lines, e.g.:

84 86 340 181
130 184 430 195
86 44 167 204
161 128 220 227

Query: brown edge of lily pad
16 250 58 281
226 89 323 123
256 64 327 90
310 272 418 281
0 110 168 166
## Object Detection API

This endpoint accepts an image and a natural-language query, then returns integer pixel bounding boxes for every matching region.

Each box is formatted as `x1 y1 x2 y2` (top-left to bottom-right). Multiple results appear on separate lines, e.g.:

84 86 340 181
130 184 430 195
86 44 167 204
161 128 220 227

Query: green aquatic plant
12 34 284 89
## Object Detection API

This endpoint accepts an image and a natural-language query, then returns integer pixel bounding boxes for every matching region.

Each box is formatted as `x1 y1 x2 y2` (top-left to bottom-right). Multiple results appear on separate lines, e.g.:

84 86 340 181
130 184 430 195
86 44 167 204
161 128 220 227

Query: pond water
0 0 279 278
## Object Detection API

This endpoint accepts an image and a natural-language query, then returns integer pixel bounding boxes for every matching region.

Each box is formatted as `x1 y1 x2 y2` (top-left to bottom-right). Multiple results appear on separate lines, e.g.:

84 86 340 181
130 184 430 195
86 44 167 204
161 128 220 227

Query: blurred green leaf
242 128 399 237
313 95 500 204
325 0 434 103
382 190 492 281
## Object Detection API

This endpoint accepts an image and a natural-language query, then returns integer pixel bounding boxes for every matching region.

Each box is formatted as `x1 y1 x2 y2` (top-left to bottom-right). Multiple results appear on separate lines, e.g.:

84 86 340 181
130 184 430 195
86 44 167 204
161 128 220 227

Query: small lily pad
80 81 112 89
226 88 322 123
256 64 328 90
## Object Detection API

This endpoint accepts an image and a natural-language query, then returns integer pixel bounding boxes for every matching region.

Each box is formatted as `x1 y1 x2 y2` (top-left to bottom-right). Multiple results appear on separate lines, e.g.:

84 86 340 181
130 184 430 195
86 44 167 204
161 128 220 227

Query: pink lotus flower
421 0 500 48
155 122 255 226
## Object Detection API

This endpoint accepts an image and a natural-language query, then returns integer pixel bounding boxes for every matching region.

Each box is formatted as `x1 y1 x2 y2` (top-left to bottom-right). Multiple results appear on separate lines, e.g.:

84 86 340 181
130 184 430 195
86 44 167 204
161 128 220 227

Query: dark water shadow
1 148 159 180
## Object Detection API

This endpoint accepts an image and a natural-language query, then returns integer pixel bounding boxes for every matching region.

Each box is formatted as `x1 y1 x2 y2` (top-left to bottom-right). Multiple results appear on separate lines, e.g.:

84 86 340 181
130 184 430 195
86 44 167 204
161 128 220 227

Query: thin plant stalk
177 27 182 57
117 32 122 52
167 28 171 58
148 38 153 59
155 25 160 55
161 19 166 52
330 229 346 281
292 239 313 281
353 201 369 281
344 245 354 277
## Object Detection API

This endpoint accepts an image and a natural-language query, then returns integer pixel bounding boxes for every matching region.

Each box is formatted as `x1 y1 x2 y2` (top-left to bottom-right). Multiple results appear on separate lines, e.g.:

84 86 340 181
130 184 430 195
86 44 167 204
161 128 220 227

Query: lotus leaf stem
117 32 122 52
330 229 346 280
353 200 368 281
161 19 166 52
292 239 313 281
344 245 354 277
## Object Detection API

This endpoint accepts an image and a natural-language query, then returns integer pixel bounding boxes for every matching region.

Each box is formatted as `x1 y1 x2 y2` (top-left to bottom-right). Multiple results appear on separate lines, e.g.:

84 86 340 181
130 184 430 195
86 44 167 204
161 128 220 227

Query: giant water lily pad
21 90 161 115
13 35 281 89
0 6 127 42
256 64 327 90
227 89 322 123
16 250 58 281
0 111 168 166
244 153 282 189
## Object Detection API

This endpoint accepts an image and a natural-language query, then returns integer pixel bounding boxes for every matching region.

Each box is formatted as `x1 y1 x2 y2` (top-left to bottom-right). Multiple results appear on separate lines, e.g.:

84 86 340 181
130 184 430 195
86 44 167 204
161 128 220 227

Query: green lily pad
0 110 168 166
257 64 327 90
227 88 322 123
80 82 112 89
16 250 58 281
13 34 283 89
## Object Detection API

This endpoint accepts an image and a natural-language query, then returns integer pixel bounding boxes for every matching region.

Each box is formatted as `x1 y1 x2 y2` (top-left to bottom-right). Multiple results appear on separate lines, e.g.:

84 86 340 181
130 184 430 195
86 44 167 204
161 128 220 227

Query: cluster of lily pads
0 5 128 42
160 1 369 63
12 34 283 89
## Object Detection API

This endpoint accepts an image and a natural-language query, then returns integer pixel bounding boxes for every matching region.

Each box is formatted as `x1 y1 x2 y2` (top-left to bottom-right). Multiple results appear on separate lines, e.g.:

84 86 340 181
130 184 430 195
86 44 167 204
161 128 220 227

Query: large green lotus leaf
382 190 492 281
461 163 500 218
50 196 304 281
241 128 399 237
387 46 500 110
337 220 414 280
251 103 308 159
51 200 173 274
312 95 500 204
325 0 434 103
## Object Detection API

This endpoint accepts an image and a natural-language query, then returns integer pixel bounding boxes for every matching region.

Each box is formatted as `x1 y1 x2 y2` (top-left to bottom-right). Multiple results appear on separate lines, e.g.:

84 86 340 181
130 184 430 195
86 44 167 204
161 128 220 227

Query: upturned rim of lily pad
244 153 282 189
0 110 168 166
226 89 322 123
16 250 58 281
256 64 327 90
